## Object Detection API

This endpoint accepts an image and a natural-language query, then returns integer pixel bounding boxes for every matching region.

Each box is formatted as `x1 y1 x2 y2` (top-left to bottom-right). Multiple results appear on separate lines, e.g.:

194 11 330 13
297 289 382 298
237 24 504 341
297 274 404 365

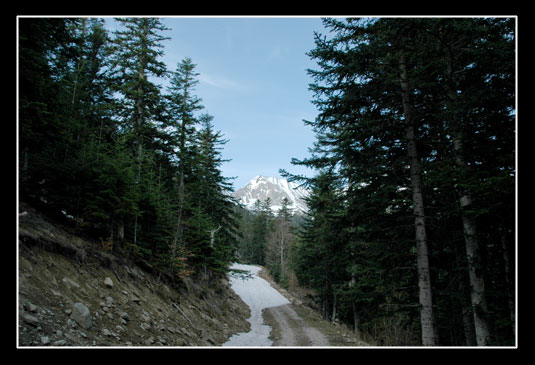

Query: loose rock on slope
18 204 251 347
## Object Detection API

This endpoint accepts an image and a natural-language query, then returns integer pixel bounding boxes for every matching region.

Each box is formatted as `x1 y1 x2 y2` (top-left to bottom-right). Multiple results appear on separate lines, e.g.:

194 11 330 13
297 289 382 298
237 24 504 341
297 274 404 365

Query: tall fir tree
108 17 170 244
165 57 204 260
195 113 238 274
288 17 515 346
19 18 76 205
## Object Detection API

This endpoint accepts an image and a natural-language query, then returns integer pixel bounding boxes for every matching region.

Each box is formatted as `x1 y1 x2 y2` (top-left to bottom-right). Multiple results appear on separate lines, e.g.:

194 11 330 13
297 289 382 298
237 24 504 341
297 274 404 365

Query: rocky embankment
17 204 250 347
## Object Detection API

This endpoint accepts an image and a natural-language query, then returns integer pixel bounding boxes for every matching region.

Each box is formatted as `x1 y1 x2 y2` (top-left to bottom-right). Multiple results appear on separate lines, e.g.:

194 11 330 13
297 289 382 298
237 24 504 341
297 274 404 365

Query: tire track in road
264 304 329 347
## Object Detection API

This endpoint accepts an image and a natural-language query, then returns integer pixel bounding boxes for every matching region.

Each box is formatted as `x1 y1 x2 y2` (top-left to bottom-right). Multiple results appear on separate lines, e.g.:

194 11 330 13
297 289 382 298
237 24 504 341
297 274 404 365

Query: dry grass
291 304 368 347
258 266 367 347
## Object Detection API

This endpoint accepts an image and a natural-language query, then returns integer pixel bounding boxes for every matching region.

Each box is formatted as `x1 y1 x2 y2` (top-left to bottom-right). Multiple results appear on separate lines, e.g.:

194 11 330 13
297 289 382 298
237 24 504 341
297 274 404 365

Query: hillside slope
17 204 250 347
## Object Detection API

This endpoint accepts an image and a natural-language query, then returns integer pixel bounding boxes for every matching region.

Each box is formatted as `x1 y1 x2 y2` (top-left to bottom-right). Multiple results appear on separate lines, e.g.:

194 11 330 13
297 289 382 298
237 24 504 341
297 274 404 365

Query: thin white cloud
199 72 249 91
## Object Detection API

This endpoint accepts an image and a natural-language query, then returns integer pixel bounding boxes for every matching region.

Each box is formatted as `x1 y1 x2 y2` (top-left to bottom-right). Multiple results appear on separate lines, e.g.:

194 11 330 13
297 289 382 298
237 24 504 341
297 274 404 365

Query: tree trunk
457 184 490 346
446 86 491 346
500 228 515 334
398 52 437 346
459 272 477 346
117 216 124 241
332 292 337 323
209 225 221 247
352 301 361 338
109 217 114 243
351 274 361 338
172 83 190 260
133 215 138 245
132 143 143 246
132 22 147 247
172 171 184 259
21 146 29 180
454 235 477 346
280 232 284 276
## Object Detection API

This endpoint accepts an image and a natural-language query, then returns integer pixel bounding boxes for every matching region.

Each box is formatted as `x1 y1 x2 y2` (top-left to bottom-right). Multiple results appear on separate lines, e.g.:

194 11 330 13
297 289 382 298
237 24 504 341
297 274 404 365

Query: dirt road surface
264 304 329 346
225 263 365 347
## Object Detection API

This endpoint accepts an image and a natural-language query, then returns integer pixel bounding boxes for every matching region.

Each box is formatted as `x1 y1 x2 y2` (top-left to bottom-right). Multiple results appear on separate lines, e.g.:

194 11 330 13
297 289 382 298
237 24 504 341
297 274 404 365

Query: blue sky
109 17 329 190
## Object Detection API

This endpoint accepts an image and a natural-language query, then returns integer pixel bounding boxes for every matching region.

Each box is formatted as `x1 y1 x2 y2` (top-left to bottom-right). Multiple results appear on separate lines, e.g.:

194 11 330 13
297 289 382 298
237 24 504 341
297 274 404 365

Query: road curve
223 263 330 347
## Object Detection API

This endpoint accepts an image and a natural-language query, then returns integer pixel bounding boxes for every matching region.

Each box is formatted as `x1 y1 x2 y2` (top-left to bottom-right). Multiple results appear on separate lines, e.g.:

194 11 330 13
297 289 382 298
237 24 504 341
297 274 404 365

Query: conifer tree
59 19 117 224
293 171 347 319
19 18 119 225
416 18 515 345
165 57 204 259
244 198 273 266
289 17 515 345
195 113 237 273
19 18 76 203
108 17 170 243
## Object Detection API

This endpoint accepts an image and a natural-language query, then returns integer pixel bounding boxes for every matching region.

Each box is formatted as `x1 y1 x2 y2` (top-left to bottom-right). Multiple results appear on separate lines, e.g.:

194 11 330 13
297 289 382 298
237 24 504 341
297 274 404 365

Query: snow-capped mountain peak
233 175 309 214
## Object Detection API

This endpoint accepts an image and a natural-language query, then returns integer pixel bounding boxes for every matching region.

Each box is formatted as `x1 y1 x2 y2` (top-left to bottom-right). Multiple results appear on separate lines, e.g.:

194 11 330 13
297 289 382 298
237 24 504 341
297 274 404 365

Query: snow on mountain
233 176 309 214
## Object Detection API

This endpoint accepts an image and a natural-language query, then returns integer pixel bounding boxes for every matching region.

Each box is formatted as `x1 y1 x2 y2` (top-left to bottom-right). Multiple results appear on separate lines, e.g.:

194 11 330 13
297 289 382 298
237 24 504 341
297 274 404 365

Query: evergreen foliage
18 17 239 281
286 17 515 346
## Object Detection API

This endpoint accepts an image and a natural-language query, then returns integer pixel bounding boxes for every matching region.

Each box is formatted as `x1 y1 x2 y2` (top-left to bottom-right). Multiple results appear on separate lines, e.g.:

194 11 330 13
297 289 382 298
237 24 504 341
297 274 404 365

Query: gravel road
223 263 329 347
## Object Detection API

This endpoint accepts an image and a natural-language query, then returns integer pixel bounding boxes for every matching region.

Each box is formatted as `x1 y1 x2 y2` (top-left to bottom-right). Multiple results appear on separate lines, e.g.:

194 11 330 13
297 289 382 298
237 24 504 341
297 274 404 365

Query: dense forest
18 17 516 347
19 18 239 279
279 18 516 346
